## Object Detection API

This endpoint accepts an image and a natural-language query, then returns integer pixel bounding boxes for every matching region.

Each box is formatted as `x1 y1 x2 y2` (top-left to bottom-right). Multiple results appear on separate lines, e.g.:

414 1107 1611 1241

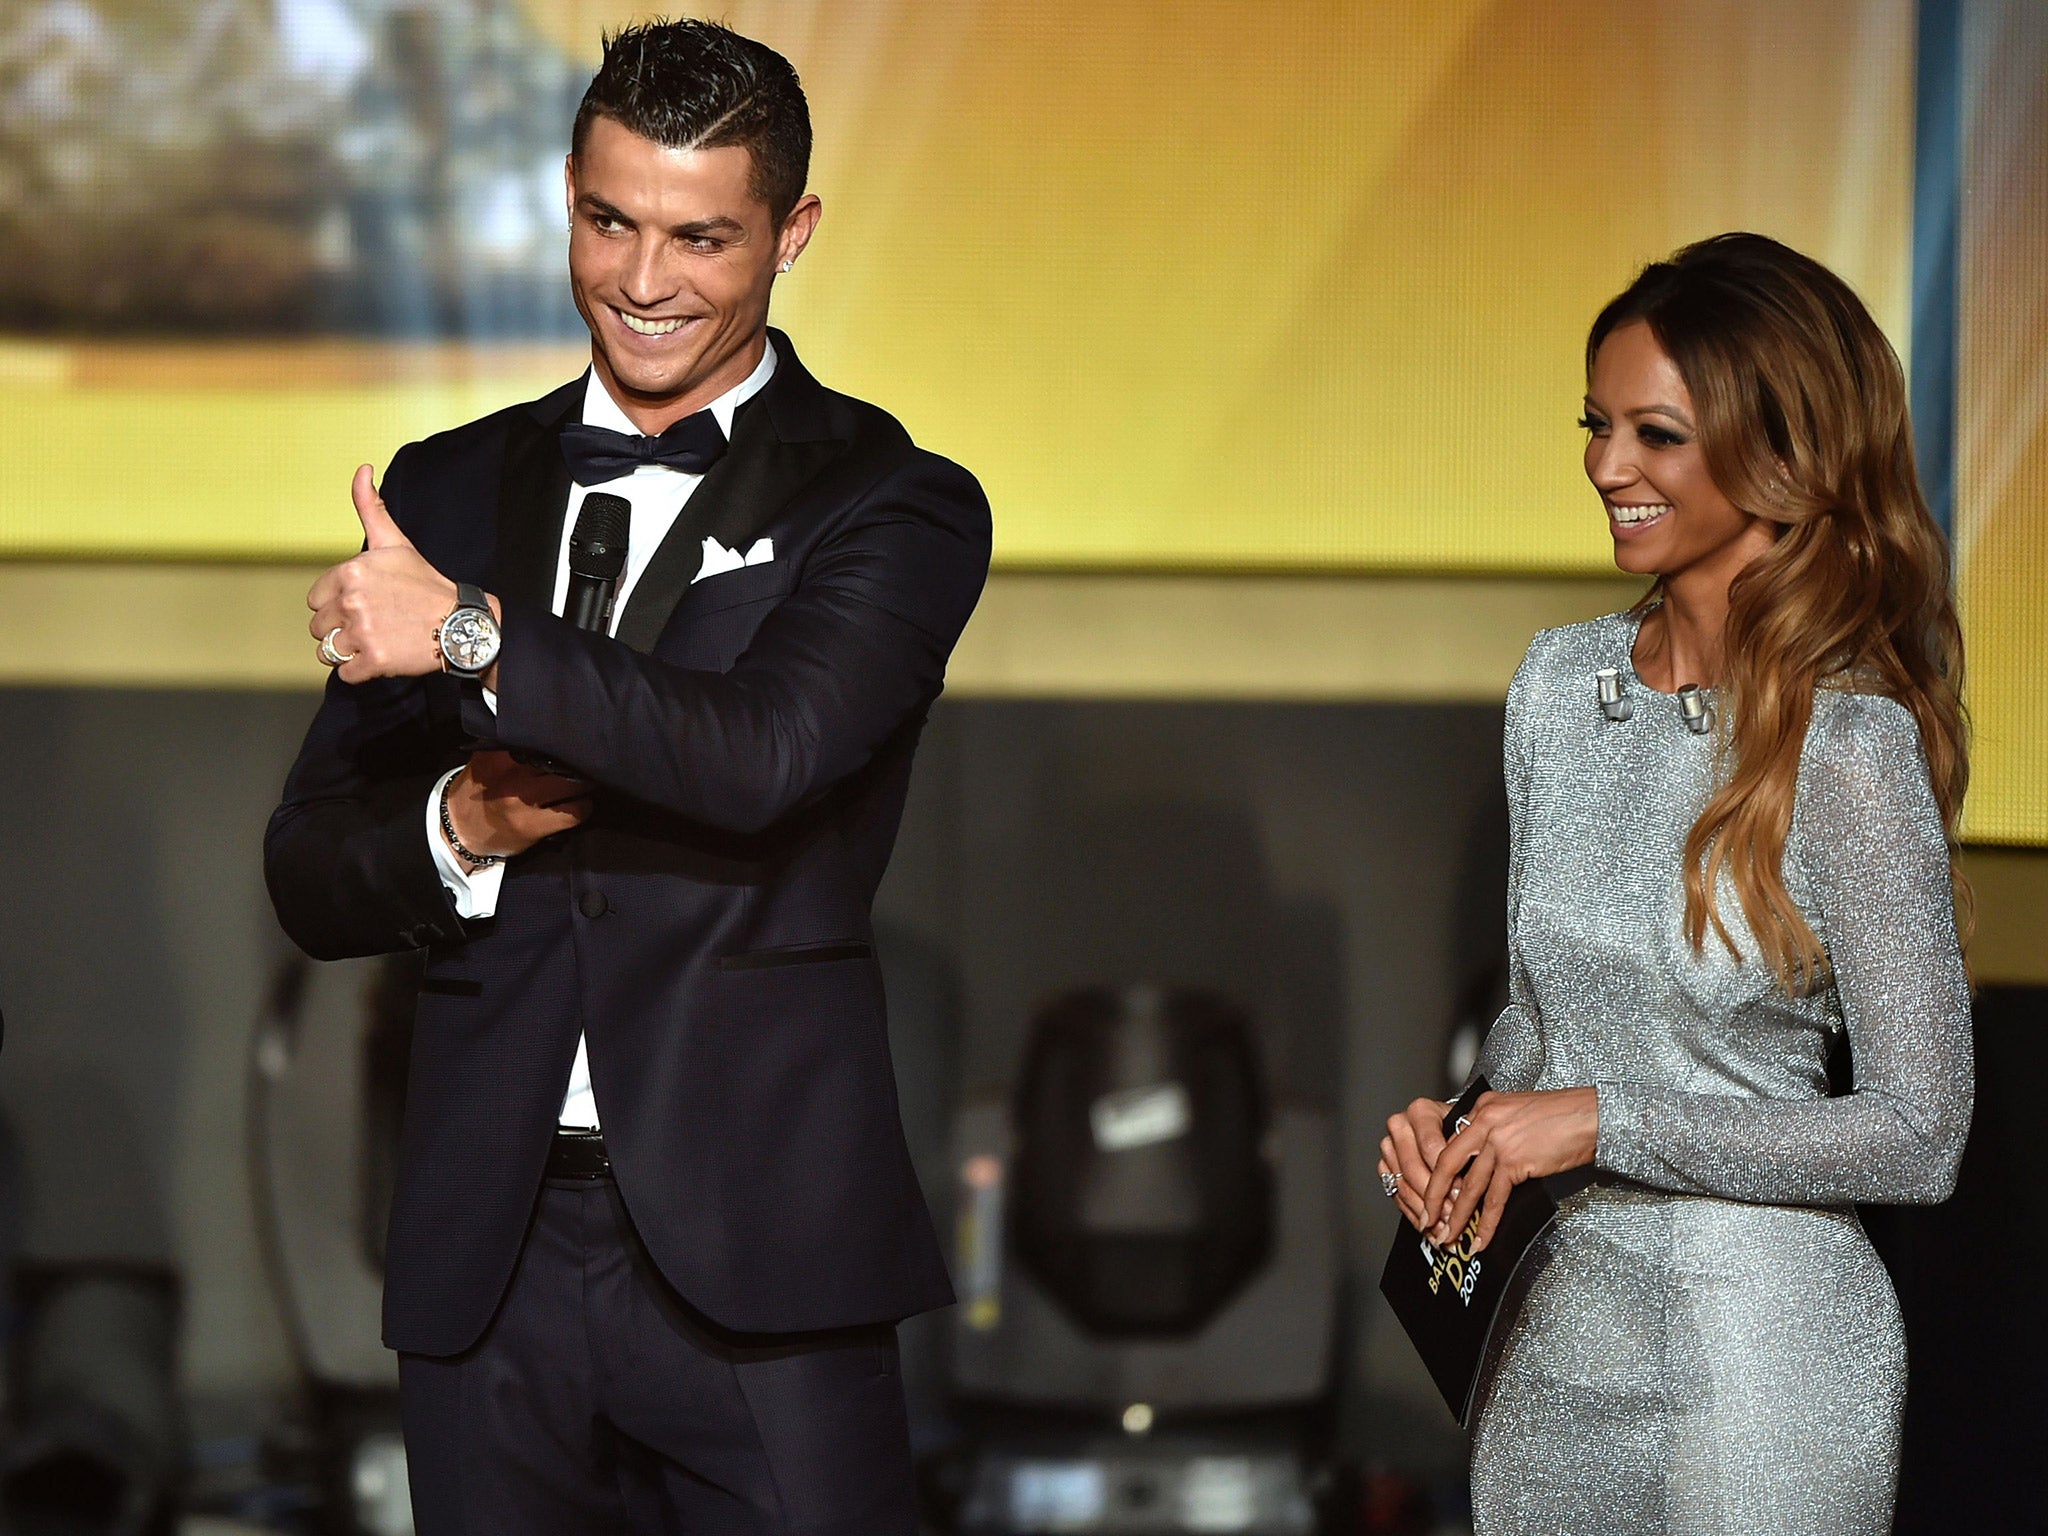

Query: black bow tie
559 410 727 485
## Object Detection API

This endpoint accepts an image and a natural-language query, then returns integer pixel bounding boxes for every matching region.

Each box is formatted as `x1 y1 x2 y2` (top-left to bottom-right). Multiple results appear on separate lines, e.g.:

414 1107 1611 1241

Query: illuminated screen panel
1955 1 2048 846
0 0 1913 570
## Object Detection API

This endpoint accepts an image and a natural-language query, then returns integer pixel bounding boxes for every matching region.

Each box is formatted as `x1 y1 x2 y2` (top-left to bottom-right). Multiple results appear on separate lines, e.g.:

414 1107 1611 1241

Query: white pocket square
693 536 775 584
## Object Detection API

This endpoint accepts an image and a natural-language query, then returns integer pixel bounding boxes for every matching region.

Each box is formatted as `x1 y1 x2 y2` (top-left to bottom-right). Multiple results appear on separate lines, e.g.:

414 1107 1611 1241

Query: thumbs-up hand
351 462 409 550
308 464 475 682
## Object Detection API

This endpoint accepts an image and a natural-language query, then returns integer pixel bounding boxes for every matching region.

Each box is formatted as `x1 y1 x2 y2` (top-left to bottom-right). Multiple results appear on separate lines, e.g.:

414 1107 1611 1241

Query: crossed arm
301 464 592 876
268 454 991 959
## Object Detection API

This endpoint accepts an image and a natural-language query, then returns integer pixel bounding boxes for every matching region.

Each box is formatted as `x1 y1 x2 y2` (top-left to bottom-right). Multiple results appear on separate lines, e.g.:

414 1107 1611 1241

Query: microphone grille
569 493 630 580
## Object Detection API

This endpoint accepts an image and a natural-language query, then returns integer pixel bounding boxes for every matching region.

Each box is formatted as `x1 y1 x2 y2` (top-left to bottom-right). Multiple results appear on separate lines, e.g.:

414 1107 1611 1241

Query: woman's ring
1380 1169 1401 1198
318 626 356 667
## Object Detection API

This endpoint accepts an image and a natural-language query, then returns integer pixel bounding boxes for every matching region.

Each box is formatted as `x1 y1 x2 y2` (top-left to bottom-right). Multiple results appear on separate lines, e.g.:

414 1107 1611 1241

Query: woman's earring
781 260 793 272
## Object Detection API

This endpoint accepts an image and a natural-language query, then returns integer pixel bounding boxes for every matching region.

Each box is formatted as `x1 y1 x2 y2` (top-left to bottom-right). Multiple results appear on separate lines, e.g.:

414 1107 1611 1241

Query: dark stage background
0 687 2038 1533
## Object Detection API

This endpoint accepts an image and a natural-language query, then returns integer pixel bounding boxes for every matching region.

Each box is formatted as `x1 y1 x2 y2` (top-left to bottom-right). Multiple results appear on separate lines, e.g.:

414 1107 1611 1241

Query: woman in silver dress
1378 233 1973 1535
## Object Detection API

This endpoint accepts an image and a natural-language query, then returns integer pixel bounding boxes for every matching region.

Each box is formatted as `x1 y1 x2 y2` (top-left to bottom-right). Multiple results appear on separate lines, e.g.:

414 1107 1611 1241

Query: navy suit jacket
265 332 987 1356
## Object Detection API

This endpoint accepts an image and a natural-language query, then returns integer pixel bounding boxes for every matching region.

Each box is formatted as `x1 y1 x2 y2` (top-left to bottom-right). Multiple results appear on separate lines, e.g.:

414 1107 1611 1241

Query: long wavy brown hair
1588 233 1968 992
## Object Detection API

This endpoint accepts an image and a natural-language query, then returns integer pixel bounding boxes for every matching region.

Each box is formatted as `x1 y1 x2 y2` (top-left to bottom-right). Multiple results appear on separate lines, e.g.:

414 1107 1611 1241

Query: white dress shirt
425 339 779 1129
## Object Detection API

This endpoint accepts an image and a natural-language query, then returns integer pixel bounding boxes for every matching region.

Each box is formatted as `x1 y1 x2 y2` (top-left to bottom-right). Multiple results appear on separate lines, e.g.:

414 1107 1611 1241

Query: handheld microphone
564 493 630 633
508 493 630 778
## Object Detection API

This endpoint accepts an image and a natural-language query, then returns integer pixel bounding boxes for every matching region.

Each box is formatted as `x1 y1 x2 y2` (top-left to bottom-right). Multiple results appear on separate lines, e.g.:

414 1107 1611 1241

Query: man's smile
611 306 696 338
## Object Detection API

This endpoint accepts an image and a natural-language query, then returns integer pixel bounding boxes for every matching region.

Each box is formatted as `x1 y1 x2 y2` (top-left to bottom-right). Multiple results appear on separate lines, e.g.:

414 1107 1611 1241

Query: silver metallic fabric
1467 612 1973 1536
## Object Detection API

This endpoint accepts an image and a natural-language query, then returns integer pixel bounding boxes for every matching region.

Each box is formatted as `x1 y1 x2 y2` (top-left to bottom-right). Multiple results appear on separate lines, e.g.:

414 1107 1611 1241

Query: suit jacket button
578 890 608 919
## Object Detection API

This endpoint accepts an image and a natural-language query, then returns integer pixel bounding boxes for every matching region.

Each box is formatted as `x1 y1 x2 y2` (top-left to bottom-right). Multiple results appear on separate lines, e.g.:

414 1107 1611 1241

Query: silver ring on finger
318 626 356 667
1380 1169 1401 1198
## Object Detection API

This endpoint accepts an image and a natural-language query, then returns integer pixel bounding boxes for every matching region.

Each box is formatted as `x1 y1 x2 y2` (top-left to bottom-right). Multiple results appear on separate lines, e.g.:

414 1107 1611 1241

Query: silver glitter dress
1466 612 1973 1536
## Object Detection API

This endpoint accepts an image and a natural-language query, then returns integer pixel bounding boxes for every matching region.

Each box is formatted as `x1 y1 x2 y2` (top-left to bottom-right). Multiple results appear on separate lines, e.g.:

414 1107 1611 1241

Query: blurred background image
0 3 2042 1534
0 0 583 338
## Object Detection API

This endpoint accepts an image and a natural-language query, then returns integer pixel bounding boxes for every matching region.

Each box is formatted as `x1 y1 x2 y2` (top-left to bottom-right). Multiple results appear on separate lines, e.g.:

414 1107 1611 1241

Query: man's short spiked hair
571 20 812 226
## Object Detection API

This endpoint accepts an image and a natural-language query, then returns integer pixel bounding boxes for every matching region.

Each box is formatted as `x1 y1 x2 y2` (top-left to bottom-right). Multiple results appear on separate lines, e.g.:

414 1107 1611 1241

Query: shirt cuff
426 767 505 919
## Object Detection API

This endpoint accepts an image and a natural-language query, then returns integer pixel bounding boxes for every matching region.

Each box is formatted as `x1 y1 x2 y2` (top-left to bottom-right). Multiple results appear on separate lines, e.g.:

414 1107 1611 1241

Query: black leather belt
547 1128 611 1179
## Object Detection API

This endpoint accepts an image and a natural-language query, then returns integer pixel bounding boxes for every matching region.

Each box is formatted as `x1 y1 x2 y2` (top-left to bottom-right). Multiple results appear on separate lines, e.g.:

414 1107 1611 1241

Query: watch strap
456 581 490 616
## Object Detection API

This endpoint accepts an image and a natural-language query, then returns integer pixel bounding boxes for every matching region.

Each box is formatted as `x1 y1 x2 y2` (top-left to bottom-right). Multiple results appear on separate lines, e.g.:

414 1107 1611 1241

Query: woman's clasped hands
1378 1087 1601 1254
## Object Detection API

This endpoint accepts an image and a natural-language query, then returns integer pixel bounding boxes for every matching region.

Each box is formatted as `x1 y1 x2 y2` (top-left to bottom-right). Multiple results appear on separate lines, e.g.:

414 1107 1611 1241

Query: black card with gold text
1377 1076 1596 1424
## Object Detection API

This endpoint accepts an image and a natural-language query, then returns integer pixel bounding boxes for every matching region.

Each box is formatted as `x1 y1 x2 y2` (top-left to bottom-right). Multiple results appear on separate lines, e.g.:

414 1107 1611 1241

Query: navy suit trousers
399 1176 918 1535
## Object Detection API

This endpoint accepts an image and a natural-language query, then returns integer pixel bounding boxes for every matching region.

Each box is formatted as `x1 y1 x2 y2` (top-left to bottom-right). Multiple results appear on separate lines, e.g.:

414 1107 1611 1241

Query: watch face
440 607 500 672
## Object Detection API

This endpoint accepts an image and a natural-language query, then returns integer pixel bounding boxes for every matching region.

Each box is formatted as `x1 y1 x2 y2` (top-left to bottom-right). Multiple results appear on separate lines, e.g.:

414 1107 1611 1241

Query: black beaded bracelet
439 768 503 868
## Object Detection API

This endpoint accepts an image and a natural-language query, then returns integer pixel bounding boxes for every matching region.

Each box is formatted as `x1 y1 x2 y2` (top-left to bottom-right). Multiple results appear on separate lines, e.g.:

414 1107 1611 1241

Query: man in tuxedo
264 21 988 1533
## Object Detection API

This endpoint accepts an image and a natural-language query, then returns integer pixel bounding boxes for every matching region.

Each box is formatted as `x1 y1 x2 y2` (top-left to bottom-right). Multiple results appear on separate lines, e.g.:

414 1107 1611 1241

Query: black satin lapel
493 404 575 613
613 400 842 653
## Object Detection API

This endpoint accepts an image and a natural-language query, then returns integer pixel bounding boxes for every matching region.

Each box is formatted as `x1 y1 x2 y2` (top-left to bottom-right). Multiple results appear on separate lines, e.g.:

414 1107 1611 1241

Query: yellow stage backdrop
1 0 2040 845
0 0 1913 571
1955 0 2048 846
